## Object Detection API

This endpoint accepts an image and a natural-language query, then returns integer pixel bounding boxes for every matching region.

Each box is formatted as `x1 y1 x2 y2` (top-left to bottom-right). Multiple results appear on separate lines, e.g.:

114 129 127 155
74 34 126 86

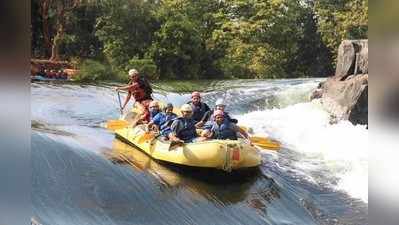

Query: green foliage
31 0 368 80
149 14 203 79
210 0 304 78
126 58 158 80
313 0 368 58
75 59 112 82
61 2 103 59
95 0 159 70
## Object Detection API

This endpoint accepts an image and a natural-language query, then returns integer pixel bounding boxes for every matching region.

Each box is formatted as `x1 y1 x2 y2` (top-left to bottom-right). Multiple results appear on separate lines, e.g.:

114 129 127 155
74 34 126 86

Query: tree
313 0 368 58
36 0 83 61
149 14 203 79
210 0 306 78
95 0 159 70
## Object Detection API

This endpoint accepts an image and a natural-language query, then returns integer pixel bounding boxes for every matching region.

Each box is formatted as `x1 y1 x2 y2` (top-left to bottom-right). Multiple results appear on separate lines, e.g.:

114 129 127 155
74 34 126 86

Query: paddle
239 125 281 150
106 89 145 130
249 136 281 150
117 91 123 115
106 119 129 130
105 90 129 130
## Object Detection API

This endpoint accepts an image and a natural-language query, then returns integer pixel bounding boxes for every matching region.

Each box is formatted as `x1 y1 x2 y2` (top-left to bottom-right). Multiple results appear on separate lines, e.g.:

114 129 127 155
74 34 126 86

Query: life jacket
136 76 153 100
150 109 160 120
174 117 197 142
129 82 151 102
210 121 238 140
188 101 210 122
159 113 178 131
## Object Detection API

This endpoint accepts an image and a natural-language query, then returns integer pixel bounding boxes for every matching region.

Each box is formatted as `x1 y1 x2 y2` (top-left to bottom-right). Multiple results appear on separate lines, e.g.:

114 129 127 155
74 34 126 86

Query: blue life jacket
210 121 238 140
159 113 177 131
174 117 197 142
188 101 210 122
150 109 160 120
152 112 177 136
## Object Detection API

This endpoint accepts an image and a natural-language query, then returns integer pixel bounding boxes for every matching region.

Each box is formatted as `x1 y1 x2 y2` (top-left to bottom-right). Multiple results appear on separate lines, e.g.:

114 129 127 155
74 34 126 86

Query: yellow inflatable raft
114 124 262 172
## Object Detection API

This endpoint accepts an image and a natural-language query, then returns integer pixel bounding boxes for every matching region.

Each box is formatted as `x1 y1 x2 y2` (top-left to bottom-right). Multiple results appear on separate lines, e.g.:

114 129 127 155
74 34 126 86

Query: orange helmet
191 91 201 98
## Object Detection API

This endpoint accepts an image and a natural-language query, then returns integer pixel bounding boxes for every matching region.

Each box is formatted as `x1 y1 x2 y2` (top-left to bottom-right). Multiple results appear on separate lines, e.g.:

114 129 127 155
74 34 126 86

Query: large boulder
320 74 368 125
335 40 368 79
312 40 368 125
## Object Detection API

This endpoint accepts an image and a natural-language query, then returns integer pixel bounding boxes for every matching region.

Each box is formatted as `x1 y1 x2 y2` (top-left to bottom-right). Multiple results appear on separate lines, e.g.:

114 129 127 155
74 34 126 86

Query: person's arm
116 84 136 91
195 121 203 129
197 105 212 127
199 110 211 124
237 125 249 139
236 125 252 145
149 114 162 131
230 118 238 124
168 120 183 142
200 129 213 139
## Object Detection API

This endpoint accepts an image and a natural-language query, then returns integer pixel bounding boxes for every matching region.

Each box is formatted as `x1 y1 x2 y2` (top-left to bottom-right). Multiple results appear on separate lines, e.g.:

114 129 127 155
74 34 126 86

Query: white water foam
236 100 368 202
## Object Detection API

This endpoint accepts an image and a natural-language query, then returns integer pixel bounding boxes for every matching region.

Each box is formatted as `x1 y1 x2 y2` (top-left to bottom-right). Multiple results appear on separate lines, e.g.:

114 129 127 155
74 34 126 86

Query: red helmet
213 110 224 117
191 91 201 98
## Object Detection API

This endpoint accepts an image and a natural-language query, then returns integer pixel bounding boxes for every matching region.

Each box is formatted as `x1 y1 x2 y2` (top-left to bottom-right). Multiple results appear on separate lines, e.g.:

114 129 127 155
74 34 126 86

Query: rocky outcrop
312 40 368 125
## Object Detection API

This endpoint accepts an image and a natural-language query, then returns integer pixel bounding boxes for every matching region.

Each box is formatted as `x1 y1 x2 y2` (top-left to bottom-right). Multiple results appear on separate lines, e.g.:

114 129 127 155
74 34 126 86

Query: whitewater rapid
236 94 368 203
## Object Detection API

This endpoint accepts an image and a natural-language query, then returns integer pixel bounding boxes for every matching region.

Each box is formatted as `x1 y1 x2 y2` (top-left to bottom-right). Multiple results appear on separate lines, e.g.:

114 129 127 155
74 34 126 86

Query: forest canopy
31 0 368 81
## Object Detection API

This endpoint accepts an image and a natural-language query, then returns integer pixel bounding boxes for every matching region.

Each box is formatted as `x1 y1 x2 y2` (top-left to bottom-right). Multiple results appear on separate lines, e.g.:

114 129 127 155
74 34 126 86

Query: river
31 79 368 225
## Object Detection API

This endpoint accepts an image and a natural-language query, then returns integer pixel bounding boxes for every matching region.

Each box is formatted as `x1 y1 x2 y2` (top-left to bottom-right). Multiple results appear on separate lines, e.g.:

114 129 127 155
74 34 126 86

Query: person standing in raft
187 91 211 127
115 69 153 123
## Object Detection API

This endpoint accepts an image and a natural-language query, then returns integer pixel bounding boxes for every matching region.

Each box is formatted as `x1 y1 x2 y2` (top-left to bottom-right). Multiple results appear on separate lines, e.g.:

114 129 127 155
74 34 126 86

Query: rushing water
31 79 368 225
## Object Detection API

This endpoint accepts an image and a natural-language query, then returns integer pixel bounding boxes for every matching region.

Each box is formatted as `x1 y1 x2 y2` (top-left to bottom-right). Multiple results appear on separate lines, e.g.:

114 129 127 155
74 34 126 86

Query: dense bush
75 60 112 82
126 58 158 80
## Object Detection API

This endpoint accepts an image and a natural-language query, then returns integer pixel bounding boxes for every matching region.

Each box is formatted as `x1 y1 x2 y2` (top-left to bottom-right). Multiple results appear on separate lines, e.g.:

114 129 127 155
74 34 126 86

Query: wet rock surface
312 40 368 125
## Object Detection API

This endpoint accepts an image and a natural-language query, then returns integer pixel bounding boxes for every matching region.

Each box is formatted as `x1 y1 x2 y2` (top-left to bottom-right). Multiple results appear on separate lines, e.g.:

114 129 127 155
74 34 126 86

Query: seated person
187 91 211 127
60 69 68 79
48 70 56 79
36 67 46 77
149 101 161 120
202 110 250 142
148 103 177 138
43 69 49 78
209 98 238 123
168 104 203 144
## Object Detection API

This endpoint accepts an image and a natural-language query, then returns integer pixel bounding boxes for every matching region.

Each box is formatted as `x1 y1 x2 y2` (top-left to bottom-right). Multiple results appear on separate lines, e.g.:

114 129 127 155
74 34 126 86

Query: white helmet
180 104 193 112
149 100 160 108
128 69 139 76
215 98 225 106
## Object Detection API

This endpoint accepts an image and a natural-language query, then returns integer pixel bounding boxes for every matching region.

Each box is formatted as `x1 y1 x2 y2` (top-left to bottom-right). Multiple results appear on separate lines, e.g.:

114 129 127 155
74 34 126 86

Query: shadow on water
106 139 281 208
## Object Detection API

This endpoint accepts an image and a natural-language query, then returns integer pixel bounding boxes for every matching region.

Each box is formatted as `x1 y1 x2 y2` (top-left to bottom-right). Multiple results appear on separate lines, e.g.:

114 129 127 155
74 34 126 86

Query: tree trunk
49 4 65 61
46 0 80 61
40 0 53 57
49 25 63 61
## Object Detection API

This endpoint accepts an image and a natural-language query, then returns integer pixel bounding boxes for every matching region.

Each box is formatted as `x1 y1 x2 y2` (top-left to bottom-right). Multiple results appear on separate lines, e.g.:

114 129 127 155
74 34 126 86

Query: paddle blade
250 136 281 150
137 132 154 143
106 120 129 130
